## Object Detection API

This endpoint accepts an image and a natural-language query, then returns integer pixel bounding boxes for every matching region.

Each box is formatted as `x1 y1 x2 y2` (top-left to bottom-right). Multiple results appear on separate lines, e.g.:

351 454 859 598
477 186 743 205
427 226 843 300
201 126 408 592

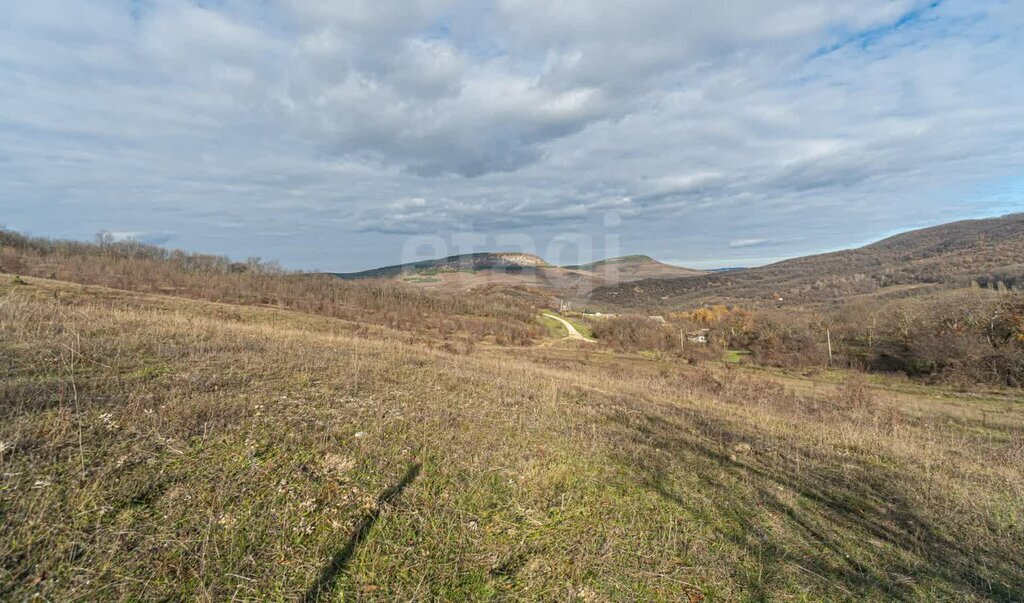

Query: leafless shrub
590 315 681 353
0 228 544 345
835 373 876 411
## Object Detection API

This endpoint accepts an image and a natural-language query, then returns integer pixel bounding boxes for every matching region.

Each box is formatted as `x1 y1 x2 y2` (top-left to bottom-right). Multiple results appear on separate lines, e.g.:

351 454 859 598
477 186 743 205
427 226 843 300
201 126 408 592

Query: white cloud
729 239 771 249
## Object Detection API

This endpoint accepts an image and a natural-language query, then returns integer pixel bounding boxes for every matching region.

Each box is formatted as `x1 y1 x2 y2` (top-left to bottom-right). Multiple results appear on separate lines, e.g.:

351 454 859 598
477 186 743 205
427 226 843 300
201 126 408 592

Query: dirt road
543 313 596 343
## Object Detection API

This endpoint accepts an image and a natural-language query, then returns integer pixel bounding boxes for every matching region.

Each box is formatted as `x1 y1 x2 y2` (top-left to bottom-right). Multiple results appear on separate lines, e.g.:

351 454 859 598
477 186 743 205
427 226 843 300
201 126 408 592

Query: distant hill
709 267 748 273
564 255 658 270
563 254 704 278
334 252 549 280
591 213 1024 309
332 252 704 294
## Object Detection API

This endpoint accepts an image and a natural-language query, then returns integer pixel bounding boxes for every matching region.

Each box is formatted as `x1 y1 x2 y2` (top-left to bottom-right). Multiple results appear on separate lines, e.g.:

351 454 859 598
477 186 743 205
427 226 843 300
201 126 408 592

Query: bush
591 315 681 353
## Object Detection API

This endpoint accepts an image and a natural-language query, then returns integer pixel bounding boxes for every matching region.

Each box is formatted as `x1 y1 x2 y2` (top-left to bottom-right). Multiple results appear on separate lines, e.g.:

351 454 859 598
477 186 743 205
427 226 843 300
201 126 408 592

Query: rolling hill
591 213 1024 309
331 252 704 294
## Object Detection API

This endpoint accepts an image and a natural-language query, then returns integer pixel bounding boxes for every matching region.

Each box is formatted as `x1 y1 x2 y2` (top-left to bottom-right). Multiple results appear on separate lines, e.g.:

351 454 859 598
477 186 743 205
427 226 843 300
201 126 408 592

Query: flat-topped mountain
563 254 705 280
334 252 549 280
564 254 658 270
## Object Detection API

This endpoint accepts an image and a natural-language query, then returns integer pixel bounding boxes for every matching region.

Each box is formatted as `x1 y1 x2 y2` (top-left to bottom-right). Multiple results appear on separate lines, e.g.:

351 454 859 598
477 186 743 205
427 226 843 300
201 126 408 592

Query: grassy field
2 275 1023 601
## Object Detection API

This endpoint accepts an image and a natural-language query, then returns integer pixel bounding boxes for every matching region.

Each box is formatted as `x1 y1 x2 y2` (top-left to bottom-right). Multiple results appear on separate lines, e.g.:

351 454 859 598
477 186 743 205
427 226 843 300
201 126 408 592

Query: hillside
2 274 1022 600
591 213 1024 309
1 229 1023 599
0 228 547 346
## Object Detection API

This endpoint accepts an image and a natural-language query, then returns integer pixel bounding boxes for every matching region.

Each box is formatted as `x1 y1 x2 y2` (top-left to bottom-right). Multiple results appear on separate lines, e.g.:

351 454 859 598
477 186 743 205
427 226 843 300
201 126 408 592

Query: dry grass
1 275 1022 601
0 234 546 346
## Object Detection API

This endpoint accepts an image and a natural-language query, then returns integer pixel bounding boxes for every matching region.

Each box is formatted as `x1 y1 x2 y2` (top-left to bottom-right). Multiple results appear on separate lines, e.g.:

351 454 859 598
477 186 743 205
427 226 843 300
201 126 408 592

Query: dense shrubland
0 228 543 345
586 314 722 364
676 291 1024 386
589 315 679 353
590 290 1024 387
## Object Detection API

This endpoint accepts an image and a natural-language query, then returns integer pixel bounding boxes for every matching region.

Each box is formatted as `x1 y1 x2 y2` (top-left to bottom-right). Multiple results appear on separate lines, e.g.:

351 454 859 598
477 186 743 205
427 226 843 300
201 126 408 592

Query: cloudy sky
2 0 1023 271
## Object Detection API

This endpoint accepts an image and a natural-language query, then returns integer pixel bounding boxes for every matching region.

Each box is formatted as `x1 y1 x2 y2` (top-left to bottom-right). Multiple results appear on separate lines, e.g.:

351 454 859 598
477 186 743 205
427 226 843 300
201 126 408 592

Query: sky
2 0 1024 271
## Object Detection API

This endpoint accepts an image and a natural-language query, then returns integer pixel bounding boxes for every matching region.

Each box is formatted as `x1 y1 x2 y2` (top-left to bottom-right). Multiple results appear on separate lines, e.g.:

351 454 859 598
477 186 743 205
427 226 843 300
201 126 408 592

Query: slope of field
592 213 1024 309
0 229 547 346
2 275 1022 600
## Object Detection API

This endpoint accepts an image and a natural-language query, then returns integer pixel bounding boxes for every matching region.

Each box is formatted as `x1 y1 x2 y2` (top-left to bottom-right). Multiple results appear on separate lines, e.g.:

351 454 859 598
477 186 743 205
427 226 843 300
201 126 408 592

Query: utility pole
826 328 833 368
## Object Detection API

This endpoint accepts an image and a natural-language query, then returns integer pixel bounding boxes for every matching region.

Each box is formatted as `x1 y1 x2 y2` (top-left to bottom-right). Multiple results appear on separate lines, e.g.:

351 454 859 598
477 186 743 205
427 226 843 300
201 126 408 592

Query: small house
687 329 710 344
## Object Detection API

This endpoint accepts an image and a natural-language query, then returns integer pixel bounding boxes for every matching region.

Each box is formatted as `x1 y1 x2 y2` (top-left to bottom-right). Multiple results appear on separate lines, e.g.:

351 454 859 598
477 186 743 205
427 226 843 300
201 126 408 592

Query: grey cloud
1 1 1023 271
355 193 637 234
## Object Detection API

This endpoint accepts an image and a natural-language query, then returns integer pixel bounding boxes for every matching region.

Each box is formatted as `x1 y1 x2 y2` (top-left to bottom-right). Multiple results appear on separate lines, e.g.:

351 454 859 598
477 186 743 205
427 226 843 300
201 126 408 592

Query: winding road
543 313 597 343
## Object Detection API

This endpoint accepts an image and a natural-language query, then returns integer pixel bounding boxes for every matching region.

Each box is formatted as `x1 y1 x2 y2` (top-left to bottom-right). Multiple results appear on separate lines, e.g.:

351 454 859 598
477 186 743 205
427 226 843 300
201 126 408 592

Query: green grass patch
563 315 594 338
723 350 750 364
401 275 441 283
537 313 568 338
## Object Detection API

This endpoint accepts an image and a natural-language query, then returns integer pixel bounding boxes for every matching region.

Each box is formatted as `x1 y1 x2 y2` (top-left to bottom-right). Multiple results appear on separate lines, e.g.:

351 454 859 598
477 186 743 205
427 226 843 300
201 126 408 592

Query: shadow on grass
302 462 421 603
606 406 1023 601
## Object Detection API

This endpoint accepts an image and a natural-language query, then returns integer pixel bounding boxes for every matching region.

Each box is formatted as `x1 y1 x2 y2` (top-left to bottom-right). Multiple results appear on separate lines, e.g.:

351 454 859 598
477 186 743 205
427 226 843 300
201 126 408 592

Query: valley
1 220 1023 601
